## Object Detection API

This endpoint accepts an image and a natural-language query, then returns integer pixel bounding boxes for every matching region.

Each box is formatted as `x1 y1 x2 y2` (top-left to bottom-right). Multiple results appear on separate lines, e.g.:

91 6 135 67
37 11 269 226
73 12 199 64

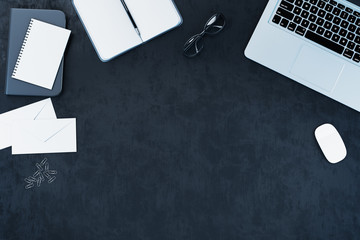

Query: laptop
245 0 360 112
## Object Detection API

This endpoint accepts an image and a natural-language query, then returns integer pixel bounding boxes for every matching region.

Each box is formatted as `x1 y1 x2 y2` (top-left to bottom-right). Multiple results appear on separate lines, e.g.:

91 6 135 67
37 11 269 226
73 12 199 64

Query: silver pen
120 0 142 38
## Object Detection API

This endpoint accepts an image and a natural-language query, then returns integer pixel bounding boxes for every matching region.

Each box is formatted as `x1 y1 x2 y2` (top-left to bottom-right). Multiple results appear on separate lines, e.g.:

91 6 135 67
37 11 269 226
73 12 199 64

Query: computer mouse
315 124 347 164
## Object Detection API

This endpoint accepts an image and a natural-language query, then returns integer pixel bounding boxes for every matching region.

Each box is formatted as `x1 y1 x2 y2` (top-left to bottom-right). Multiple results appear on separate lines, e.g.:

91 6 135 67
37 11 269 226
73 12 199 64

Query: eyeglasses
183 13 226 58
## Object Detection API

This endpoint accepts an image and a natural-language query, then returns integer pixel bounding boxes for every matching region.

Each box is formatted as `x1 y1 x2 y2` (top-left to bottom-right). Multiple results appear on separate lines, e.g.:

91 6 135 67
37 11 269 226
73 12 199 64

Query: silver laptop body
245 0 360 112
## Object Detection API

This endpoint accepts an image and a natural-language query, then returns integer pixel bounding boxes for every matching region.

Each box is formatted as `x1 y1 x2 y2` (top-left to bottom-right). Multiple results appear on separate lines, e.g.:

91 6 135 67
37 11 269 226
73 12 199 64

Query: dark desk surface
1 0 360 239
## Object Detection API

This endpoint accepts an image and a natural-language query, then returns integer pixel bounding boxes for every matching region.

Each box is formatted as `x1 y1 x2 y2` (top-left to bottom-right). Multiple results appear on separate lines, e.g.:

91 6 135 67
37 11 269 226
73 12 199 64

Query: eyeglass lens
183 34 205 58
204 13 226 35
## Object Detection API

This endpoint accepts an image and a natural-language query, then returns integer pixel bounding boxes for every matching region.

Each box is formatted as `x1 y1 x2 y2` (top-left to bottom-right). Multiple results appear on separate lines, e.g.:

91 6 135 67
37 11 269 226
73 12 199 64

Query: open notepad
72 0 182 61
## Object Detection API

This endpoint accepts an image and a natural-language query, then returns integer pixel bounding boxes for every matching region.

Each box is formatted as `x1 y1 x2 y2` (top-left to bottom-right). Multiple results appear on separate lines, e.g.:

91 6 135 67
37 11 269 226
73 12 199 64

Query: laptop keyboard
271 0 360 63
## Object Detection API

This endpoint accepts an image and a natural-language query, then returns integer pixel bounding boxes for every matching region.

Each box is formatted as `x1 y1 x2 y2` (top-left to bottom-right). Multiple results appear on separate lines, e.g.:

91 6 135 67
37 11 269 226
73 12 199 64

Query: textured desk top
0 0 359 239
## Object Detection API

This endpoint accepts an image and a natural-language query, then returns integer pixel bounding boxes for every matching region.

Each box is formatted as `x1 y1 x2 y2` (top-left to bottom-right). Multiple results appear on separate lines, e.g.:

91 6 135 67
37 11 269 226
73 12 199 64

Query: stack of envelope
0 98 76 155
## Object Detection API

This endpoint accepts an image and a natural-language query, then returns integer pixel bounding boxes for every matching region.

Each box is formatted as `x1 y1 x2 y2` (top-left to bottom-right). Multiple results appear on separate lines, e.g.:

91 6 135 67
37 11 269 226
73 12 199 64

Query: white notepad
124 0 182 42
72 0 182 61
12 19 71 90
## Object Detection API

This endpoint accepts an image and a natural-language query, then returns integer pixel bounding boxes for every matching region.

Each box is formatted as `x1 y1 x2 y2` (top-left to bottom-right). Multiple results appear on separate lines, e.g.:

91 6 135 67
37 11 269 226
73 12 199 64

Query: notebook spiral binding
12 19 34 78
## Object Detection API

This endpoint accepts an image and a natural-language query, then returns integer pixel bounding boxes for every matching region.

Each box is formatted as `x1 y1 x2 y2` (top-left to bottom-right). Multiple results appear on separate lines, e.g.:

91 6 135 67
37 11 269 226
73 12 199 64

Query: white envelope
11 118 77 155
0 98 56 150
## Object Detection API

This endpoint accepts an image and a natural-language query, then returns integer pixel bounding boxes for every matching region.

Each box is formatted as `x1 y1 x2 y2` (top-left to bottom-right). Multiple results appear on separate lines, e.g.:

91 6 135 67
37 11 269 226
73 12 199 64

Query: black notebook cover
5 8 65 96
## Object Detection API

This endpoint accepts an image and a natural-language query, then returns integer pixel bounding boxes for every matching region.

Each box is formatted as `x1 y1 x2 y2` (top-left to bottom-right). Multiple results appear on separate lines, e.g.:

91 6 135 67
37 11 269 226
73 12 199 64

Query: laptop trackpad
290 45 344 92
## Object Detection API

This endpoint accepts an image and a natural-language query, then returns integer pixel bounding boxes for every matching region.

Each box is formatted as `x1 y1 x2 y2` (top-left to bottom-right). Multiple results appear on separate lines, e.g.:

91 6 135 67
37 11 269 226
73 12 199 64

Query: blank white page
73 0 143 61
124 0 182 42
12 19 71 90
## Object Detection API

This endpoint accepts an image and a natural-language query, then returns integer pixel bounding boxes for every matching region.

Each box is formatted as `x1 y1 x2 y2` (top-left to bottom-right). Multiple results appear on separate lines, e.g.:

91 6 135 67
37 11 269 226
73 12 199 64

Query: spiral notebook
12 18 71 90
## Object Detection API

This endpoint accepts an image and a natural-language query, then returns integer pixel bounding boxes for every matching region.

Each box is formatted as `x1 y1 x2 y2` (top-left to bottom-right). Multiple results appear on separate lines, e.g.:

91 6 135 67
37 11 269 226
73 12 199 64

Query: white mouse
315 124 347 164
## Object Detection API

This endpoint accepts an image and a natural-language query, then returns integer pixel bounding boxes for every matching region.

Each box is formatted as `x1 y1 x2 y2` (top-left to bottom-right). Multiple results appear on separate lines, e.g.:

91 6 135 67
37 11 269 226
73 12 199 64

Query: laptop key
324 30 332 38
343 49 354 58
356 28 360 35
331 25 340 33
301 11 310 18
348 15 356 23
325 4 333 12
354 11 360 17
317 1 326 8
310 0 318 4
277 8 295 20
301 19 310 27
305 30 344 54
332 34 340 42
288 22 297 31
347 32 355 41
339 28 347 36
355 19 360 26
303 2 311 10
316 26 325 34
337 4 345 10
333 16 341 24
339 37 348 46
309 23 317 31
347 42 355 50
353 53 360 63
280 18 290 27
309 14 317 22
316 18 325 26
355 45 360 53
348 24 356 32
295 26 306 35
332 7 341 16
325 13 334 21
340 20 349 28
318 9 326 17
345 7 353 14
340 11 349 19
280 1 294 11
295 0 303 6
324 21 332 29
310 6 318 14
294 7 302 15
355 36 360 44
294 16 302 24
329 0 337 5
272 15 282 24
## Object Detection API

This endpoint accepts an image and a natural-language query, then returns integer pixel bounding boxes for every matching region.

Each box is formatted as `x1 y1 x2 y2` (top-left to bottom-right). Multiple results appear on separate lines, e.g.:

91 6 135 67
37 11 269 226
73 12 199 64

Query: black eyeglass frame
183 13 226 58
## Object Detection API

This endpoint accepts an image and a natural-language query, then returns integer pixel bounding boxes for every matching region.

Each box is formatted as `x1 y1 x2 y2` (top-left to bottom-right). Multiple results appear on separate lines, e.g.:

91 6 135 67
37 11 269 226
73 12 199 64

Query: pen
120 0 141 38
